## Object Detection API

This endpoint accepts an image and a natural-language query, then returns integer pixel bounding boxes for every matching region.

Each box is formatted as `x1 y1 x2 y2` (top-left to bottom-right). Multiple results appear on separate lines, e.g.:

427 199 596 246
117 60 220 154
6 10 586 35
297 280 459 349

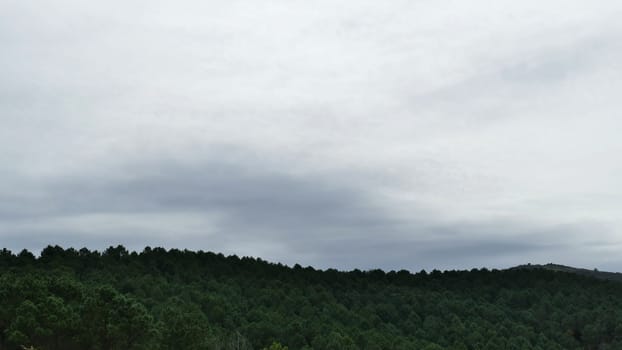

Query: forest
1 245 622 350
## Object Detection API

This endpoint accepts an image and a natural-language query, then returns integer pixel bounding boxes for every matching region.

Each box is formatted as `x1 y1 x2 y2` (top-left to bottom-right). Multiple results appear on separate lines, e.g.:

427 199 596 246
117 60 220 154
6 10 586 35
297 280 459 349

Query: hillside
511 263 622 282
1 246 622 350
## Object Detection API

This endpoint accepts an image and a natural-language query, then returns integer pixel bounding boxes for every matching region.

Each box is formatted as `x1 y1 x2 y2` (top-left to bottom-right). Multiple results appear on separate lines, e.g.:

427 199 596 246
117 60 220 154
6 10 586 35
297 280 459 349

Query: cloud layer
1 0 622 270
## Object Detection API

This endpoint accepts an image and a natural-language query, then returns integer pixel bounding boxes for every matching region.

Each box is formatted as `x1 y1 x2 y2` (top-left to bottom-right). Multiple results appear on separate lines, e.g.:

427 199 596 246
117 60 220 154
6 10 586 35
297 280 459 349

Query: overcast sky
2 0 622 271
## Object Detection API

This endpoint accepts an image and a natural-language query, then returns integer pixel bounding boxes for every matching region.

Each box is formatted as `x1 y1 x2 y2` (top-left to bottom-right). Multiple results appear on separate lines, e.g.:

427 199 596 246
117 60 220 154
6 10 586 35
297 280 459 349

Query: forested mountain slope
512 263 622 283
1 246 622 350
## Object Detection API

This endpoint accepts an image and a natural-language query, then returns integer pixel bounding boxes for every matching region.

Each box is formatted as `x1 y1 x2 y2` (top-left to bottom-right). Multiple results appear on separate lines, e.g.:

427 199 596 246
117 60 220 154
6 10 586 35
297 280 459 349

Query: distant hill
511 263 622 282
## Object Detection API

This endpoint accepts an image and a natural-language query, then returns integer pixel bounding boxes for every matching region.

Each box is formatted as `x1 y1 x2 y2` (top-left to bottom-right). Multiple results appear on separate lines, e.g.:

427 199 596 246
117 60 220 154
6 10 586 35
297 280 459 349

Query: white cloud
1 0 622 270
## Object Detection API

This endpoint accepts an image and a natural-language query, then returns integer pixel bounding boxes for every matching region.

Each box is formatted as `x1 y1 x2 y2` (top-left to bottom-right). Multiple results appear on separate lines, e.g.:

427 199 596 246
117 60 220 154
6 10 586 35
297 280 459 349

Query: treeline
1 245 622 349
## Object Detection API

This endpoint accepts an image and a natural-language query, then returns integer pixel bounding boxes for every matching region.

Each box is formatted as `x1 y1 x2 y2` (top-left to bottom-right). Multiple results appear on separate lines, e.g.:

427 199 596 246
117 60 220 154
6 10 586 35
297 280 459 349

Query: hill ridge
510 263 622 282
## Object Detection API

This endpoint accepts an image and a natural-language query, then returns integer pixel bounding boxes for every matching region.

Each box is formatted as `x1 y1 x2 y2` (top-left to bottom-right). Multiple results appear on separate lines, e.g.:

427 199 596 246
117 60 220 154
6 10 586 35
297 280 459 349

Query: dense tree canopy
1 245 621 349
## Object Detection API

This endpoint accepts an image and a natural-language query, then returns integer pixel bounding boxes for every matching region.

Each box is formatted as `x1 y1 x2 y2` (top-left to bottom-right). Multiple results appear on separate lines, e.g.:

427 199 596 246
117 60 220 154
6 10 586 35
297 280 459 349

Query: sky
1 0 622 271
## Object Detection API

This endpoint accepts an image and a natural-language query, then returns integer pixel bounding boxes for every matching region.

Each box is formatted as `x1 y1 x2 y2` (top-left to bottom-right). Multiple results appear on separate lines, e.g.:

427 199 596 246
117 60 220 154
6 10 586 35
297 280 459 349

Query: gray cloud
0 151 403 263
0 149 612 271
1 0 622 271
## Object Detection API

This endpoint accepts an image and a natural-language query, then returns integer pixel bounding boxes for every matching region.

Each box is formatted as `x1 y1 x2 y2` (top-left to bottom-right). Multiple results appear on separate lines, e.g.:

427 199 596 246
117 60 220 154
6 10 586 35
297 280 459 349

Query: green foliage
263 341 289 350
156 297 212 349
1 245 622 349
